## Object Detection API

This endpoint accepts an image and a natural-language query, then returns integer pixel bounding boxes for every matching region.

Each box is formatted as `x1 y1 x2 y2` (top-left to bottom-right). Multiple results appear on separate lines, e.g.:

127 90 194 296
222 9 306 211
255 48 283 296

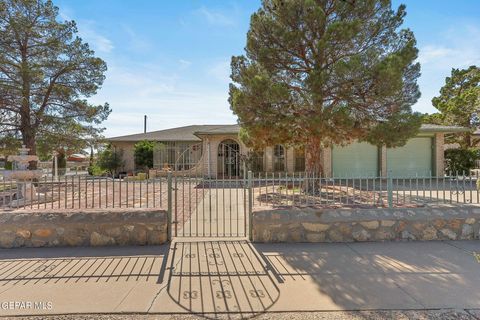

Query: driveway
0 240 479 318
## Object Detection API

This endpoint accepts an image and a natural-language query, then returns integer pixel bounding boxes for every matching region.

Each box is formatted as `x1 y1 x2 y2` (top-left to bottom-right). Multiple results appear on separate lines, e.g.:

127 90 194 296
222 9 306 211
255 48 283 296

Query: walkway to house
178 187 247 237
0 240 480 318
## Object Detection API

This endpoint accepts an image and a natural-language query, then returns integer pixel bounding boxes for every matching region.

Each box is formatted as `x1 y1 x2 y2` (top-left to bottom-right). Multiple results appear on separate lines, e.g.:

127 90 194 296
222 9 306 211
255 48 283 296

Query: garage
387 137 433 177
332 142 379 177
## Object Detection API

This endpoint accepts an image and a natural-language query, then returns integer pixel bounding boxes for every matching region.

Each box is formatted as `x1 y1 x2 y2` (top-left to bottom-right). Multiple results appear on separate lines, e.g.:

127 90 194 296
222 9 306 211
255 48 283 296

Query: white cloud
56 7 113 54
207 59 231 83
196 6 236 27
418 24 480 68
418 46 456 65
418 44 479 68
414 24 480 114
88 61 236 137
98 89 235 137
179 59 192 69
58 8 73 21
81 28 113 53
122 25 151 52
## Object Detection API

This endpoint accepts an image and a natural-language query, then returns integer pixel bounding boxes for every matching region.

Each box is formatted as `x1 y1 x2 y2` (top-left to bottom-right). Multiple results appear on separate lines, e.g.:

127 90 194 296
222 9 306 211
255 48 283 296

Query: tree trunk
22 127 37 170
303 138 324 197
465 134 472 149
305 137 323 176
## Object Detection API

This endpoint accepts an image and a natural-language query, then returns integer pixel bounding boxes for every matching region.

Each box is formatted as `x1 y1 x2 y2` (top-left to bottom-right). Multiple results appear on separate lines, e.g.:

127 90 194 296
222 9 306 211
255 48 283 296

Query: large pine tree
428 66 480 148
0 0 110 162
229 0 422 174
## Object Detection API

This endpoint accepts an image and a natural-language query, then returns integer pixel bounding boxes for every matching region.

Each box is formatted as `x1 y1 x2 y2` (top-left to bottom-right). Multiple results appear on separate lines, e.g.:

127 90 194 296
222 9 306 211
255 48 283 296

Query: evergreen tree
0 0 110 166
428 66 480 148
230 0 422 174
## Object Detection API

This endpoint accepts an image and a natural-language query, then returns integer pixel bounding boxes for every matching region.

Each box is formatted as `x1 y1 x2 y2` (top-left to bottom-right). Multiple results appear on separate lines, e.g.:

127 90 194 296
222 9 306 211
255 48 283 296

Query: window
153 141 203 171
248 150 264 172
273 145 285 172
294 147 305 172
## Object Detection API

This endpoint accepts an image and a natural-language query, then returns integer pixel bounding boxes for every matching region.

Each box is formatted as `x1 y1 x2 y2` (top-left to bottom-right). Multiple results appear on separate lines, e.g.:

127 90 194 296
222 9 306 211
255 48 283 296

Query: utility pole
144 115 147 133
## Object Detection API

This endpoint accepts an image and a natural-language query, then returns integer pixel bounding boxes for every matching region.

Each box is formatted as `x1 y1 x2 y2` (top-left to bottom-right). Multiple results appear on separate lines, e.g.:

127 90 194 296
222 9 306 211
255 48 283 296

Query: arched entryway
217 139 240 178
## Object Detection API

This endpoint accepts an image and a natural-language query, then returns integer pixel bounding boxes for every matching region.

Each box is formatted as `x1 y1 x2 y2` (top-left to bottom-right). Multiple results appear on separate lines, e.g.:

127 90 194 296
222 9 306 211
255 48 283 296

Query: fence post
167 172 173 241
248 170 253 241
387 171 393 208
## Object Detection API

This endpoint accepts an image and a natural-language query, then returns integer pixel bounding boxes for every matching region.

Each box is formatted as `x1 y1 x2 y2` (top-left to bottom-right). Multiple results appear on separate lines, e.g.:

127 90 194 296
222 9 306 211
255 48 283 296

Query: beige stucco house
108 124 466 178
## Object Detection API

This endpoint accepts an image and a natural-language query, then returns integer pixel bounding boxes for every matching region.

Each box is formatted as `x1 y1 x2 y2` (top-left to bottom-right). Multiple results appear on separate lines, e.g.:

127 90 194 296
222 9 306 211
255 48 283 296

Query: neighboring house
67 153 88 162
107 124 466 178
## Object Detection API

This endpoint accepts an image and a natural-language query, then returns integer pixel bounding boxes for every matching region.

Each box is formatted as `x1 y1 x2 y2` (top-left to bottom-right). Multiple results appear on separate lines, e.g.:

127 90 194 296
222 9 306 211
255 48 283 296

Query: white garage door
387 137 433 177
332 142 379 177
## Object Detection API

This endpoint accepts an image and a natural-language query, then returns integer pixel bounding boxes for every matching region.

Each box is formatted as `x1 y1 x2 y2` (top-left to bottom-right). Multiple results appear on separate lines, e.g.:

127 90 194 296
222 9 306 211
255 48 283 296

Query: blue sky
53 0 480 137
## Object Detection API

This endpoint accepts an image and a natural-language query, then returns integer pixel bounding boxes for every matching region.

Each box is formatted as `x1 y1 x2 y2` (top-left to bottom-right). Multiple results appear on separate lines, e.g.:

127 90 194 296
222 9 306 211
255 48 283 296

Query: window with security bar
273 145 286 172
153 141 203 171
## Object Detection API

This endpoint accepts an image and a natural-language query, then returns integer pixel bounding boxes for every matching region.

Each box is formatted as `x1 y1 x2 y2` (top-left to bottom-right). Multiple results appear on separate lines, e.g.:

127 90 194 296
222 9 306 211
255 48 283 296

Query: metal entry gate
168 173 252 238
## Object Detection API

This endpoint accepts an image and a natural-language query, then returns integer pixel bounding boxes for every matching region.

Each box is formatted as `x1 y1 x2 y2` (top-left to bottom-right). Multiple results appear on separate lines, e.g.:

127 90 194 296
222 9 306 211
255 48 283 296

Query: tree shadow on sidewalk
252 241 480 313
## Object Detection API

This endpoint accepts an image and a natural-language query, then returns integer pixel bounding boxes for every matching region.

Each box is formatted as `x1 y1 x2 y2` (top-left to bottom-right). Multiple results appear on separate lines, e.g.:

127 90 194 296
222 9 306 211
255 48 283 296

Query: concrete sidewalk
0 240 479 318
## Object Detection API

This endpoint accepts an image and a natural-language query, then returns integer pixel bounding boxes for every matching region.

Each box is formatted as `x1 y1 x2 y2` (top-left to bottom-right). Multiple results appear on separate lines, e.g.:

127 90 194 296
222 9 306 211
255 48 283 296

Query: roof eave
194 131 239 135
107 138 201 142
419 127 469 133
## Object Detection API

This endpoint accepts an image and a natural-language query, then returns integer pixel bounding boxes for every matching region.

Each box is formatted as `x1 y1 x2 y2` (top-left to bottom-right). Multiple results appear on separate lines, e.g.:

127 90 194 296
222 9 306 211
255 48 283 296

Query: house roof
419 124 468 133
107 125 239 142
107 123 466 142
194 124 241 135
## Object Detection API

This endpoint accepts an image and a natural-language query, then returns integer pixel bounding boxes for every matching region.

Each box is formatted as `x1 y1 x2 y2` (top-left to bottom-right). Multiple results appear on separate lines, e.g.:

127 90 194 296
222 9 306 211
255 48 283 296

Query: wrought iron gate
167 172 252 239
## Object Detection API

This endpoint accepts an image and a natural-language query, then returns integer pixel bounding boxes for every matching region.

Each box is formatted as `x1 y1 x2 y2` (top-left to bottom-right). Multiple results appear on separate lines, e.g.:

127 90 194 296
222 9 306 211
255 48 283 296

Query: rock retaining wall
0 209 167 248
253 206 480 243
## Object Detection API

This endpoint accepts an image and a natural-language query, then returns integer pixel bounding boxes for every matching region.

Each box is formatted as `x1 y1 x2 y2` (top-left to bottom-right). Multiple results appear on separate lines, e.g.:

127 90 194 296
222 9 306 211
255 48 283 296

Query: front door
218 139 240 178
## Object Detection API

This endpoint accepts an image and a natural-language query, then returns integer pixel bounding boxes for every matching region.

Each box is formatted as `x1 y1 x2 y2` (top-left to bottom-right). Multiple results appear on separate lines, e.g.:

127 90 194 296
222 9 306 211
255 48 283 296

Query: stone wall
253 206 480 242
0 209 167 249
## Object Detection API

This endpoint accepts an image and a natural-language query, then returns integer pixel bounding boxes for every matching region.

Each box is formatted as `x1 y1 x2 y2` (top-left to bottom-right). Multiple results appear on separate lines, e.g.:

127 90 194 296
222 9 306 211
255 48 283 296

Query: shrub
97 145 124 177
4 161 12 170
444 148 478 175
88 164 106 176
134 140 155 171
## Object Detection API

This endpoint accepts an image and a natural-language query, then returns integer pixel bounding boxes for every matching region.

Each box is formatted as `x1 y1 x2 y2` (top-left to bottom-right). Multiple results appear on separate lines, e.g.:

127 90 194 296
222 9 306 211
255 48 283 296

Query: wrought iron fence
0 174 168 210
1 171 479 211
250 172 480 208
475 160 480 169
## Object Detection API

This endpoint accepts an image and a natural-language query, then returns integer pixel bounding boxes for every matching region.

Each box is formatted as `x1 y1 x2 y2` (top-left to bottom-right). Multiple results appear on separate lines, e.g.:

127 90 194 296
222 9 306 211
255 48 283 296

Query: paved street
0 240 480 318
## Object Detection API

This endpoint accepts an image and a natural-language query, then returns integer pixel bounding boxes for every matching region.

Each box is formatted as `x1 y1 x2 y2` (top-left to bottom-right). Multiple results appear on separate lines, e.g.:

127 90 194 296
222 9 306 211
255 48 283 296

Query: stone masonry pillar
321 147 332 177
286 147 295 173
265 146 273 172
435 133 444 177
380 145 387 177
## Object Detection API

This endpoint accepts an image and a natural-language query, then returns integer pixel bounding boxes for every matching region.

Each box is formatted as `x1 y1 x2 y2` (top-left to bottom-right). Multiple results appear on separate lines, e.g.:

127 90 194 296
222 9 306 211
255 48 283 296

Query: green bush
97 145 124 176
444 148 478 175
134 140 155 171
88 164 106 176
4 161 12 170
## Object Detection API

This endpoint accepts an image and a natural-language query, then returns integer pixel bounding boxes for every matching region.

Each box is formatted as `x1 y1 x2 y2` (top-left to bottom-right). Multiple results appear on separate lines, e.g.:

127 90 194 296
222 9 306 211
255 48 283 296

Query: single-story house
107 124 466 178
